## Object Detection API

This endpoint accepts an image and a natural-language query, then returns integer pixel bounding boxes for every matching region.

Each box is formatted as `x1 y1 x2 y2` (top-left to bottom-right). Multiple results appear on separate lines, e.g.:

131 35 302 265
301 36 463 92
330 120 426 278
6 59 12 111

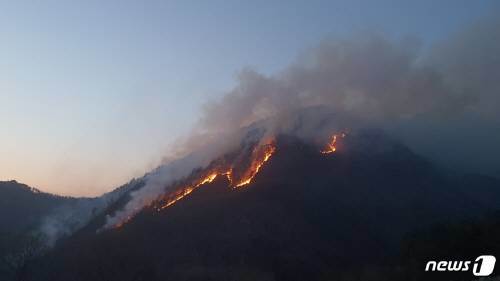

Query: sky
0 0 497 196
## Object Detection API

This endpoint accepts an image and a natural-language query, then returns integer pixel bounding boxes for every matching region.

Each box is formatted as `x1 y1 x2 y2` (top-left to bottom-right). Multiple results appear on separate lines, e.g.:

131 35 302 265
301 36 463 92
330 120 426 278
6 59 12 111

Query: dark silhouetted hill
26 131 500 281
0 180 70 233
0 181 73 278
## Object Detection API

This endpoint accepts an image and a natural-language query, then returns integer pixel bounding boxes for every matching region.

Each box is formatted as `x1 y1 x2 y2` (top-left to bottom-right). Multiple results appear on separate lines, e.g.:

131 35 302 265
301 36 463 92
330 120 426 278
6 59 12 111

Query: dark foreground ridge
24 131 500 281
0 182 70 259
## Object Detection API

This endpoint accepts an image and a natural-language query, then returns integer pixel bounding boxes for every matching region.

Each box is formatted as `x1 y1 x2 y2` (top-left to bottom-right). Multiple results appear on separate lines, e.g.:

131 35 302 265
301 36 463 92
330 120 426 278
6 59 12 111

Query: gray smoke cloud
105 14 500 228
39 178 139 245
198 14 499 174
103 129 246 229
103 149 219 229
201 32 496 131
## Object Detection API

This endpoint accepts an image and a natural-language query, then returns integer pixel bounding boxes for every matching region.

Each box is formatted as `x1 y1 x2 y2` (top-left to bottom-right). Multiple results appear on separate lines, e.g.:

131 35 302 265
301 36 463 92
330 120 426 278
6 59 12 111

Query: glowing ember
321 132 346 154
321 135 338 154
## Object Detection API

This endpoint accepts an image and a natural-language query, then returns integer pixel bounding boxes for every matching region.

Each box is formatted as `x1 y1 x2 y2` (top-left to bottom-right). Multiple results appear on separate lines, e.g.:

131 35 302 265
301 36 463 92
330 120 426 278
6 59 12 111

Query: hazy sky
0 0 496 196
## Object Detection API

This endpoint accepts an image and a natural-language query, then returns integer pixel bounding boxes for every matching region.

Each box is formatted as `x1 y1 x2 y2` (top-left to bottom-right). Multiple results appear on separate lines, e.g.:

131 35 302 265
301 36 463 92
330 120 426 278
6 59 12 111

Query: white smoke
39 178 139 245
103 129 246 229
104 13 500 228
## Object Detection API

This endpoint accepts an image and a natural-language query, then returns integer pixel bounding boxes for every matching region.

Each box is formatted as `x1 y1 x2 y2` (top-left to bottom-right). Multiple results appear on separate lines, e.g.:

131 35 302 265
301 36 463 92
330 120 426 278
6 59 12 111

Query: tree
2 233 47 281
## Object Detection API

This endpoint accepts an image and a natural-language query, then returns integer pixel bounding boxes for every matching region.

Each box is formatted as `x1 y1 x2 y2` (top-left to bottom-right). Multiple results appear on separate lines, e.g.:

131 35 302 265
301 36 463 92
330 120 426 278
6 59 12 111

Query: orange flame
157 141 276 212
321 132 347 154
222 169 233 185
114 131 350 228
321 135 338 154
115 139 278 227
159 172 218 210
114 131 353 228
234 142 276 188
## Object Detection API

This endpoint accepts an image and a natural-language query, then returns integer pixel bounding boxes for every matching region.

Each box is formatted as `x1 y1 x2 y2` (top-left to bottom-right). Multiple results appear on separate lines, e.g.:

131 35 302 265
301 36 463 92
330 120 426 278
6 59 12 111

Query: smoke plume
105 14 500 228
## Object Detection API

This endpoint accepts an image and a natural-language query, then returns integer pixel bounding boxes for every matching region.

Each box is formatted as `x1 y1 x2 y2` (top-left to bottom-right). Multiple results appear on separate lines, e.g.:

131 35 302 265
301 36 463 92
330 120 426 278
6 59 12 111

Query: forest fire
234 142 276 188
156 140 277 211
151 132 346 215
114 132 347 228
321 135 338 154
114 171 226 228
321 132 346 154
114 215 133 229
158 172 219 210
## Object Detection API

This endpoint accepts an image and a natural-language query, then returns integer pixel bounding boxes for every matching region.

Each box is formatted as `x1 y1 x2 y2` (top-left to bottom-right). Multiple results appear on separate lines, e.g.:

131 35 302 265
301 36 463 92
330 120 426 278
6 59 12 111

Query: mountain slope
27 131 500 281
0 180 71 233
0 177 146 280
0 180 73 278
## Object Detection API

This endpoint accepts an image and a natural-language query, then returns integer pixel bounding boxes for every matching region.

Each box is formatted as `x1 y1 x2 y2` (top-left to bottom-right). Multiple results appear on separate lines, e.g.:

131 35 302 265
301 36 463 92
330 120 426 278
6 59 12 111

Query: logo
425 255 496 276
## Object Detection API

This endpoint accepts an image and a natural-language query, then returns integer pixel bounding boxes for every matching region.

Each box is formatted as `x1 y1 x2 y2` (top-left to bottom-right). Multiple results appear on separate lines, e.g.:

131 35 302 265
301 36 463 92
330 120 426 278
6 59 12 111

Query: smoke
197 15 500 173
39 178 140 245
201 34 495 132
103 152 214 229
105 14 500 228
428 15 500 120
103 129 245 229
40 199 105 246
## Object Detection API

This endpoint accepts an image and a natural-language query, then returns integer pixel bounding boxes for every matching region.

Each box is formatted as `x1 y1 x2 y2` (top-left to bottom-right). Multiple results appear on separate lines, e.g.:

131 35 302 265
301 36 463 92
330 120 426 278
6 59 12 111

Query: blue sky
0 0 496 196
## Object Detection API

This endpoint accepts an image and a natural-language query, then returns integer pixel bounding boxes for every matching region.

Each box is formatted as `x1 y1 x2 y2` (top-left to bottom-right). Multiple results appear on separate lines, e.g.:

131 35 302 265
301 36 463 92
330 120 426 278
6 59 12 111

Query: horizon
1 0 498 197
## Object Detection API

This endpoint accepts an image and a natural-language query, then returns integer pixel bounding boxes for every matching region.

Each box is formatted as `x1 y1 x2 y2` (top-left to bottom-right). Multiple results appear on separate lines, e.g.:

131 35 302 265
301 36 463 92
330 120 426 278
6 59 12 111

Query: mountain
0 178 146 281
24 130 500 281
0 180 70 233
0 180 72 278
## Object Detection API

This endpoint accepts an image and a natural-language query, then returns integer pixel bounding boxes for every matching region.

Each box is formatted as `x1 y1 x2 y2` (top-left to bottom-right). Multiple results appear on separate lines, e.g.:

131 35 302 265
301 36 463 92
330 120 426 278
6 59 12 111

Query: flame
321 132 346 154
222 169 233 185
321 135 338 154
113 131 349 228
159 172 218 210
157 141 276 212
113 130 354 228
234 142 276 188
113 170 228 228
115 139 279 228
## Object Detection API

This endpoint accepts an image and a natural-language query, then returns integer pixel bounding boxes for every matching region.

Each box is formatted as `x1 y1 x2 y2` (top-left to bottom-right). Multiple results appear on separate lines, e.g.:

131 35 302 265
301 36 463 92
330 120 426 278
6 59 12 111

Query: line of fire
114 132 347 228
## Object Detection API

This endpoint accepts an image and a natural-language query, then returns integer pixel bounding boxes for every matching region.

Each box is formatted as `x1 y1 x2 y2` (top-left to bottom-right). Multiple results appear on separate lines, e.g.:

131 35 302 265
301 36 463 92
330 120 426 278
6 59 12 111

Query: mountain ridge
24 130 500 281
